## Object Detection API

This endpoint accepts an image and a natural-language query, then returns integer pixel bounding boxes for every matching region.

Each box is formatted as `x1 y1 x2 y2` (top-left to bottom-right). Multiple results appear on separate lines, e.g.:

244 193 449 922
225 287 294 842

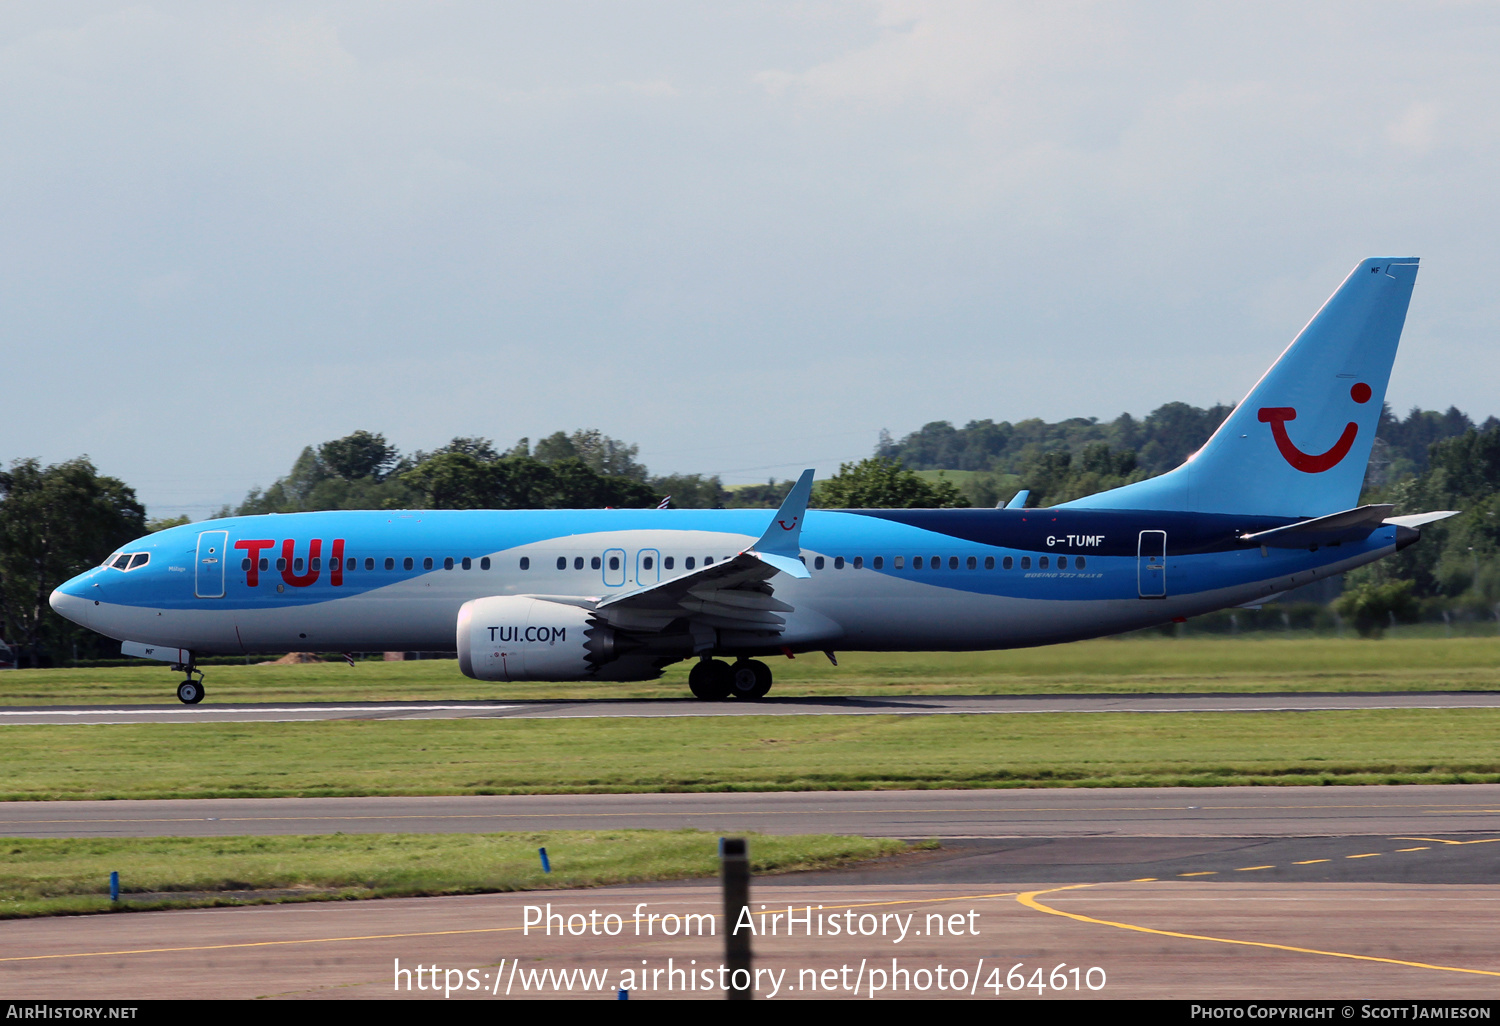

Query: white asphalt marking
0 704 513 717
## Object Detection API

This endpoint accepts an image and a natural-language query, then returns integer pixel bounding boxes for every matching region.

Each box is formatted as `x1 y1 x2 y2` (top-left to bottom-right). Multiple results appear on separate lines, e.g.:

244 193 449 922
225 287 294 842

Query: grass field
0 831 906 918
6 635 1500 705
4 709 1500 800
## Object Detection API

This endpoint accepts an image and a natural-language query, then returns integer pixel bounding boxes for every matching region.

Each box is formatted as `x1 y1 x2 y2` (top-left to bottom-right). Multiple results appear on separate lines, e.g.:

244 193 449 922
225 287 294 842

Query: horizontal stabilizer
1384 510 1460 529
1239 504 1393 548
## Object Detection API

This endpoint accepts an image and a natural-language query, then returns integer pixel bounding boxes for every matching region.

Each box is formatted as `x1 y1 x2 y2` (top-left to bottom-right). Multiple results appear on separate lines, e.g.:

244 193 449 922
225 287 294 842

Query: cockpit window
111 554 132 569
108 552 150 571
128 553 149 570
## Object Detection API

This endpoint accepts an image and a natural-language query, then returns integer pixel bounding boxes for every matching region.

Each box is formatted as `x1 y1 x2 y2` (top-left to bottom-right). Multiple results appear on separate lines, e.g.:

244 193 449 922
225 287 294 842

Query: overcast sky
4 2 1498 517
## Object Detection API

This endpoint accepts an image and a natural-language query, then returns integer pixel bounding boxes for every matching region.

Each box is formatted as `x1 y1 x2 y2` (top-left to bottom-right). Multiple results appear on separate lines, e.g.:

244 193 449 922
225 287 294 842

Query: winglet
747 469 815 578
1004 489 1030 509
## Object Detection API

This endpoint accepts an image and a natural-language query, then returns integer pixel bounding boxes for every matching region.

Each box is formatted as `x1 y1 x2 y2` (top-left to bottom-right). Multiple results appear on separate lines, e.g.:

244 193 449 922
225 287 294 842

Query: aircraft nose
49 578 93 629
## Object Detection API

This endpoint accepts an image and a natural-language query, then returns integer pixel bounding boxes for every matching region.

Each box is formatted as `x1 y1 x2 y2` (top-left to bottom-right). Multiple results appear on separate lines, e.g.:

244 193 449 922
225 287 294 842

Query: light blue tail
1061 257 1419 518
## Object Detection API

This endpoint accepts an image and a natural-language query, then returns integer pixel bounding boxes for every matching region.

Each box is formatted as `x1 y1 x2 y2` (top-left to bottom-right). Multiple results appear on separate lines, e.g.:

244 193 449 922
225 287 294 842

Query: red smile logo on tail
1258 382 1372 473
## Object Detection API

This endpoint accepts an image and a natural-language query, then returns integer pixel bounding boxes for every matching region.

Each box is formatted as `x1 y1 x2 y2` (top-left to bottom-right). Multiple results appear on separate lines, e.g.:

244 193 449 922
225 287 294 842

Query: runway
5 689 1500 723
5 784 1500 839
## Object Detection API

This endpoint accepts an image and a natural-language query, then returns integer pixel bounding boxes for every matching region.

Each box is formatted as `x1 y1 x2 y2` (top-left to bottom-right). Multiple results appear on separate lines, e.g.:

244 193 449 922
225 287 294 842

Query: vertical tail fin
1063 257 1419 517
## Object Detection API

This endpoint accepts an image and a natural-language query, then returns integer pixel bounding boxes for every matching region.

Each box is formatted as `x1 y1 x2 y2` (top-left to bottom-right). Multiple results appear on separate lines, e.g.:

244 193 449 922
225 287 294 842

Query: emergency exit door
1137 530 1167 598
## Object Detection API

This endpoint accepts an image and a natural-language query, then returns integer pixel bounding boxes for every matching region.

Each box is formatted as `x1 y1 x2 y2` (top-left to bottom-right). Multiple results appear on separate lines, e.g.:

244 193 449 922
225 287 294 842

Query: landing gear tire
689 659 733 700
729 659 772 700
177 680 204 705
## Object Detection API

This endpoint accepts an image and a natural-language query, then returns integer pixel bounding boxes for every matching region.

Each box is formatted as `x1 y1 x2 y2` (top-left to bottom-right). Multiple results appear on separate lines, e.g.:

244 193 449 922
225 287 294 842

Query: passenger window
293 558 304 572
814 556 824 570
481 557 491 570
462 557 472 570
949 556 959 570
853 556 864 569
705 556 714 565
444 557 454 570
1040 556 1049 569
834 556 845 569
1058 556 1068 569
593 556 603 570
1076 556 1087 569
385 557 395 570
664 556 674 570
894 556 904 569
423 557 434 570
556 556 566 570
608 556 620 571
574 557 584 570
984 556 995 570
931 555 940 568
684 556 694 570
366 558 375 571
873 556 883 569
913 556 923 569
643 556 654 570
260 558 269 572
311 557 320 571
403 557 414 571
520 557 531 570
241 558 251 571
1003 556 1013 570
1021 556 1031 569
347 558 355 570
966 556 977 570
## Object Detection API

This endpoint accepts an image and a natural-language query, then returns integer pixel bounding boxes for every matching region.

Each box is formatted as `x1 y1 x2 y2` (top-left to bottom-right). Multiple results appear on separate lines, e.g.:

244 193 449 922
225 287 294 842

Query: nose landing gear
173 662 205 705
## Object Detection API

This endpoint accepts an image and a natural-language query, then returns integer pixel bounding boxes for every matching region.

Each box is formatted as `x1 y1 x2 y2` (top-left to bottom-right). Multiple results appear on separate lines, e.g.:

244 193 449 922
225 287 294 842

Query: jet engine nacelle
456 596 619 682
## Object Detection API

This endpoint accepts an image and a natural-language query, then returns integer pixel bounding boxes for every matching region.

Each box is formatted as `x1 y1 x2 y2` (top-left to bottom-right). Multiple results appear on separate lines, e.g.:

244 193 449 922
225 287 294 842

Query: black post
721 837 752 1000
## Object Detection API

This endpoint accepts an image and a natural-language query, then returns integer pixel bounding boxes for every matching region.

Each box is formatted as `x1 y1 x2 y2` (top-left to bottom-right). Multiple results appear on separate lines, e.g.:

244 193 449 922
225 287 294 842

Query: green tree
318 430 399 482
235 432 415 514
1333 579 1418 638
402 452 660 510
813 457 969 509
1018 443 1144 506
533 429 647 481
724 479 797 508
145 515 191 533
0 457 145 665
648 474 728 509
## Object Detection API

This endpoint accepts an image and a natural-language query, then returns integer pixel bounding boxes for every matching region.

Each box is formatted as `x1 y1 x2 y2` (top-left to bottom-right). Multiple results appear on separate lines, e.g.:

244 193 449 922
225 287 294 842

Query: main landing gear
688 657 772 701
174 662 205 705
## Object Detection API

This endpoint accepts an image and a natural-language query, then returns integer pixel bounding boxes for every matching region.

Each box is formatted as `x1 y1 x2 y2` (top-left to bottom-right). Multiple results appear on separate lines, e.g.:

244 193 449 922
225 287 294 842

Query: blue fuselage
52 506 1396 669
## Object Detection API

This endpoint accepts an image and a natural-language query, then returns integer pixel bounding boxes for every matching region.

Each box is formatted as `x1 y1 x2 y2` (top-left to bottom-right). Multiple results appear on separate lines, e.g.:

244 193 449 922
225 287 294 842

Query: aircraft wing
591 470 815 636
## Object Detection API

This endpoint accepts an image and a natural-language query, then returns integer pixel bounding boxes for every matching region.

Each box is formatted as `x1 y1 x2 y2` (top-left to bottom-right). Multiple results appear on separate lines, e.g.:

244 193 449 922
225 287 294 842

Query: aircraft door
602 548 627 587
636 548 660 587
195 530 229 599
1137 530 1167 598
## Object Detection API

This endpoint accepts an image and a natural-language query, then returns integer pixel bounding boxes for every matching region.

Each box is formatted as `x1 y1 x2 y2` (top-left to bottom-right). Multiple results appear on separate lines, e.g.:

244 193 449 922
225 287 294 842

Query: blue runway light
538 847 551 873
110 871 119 902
